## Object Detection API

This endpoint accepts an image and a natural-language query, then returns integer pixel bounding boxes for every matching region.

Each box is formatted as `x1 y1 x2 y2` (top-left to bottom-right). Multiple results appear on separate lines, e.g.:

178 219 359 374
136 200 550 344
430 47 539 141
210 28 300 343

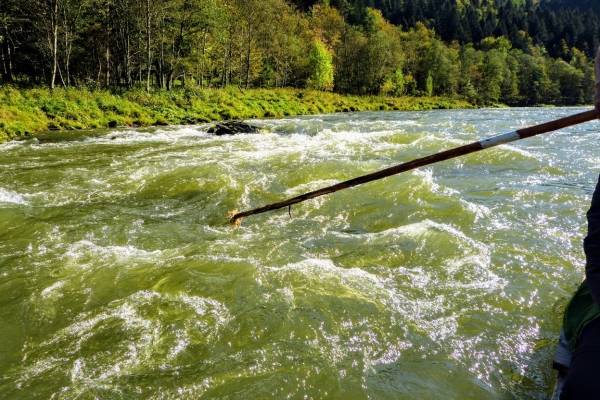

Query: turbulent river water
1 108 599 399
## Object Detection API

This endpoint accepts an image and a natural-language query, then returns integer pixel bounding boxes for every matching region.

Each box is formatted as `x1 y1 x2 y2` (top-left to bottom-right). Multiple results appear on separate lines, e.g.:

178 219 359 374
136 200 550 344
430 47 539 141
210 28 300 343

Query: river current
1 108 599 399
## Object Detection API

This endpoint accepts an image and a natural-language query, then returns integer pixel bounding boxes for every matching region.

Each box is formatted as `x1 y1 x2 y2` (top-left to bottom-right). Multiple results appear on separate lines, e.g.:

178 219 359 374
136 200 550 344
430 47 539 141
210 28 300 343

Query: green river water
0 108 598 399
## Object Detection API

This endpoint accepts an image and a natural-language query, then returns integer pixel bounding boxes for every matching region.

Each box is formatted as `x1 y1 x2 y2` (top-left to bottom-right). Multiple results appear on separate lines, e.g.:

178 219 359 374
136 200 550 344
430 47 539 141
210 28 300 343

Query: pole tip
228 210 243 227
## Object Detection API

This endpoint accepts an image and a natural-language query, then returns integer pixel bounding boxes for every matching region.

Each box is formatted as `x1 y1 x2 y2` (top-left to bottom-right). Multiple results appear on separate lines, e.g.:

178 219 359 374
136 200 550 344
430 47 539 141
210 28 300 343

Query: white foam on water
414 168 460 196
496 143 540 159
15 290 231 393
460 199 492 222
0 187 29 205
260 245 502 358
258 259 423 372
40 280 66 297
360 219 492 256
0 140 28 152
336 218 500 297
89 127 211 144
63 240 163 270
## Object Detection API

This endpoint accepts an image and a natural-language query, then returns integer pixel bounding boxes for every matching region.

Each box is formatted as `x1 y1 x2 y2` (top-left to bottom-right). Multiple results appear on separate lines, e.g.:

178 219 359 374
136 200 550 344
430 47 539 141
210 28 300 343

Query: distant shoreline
0 87 476 142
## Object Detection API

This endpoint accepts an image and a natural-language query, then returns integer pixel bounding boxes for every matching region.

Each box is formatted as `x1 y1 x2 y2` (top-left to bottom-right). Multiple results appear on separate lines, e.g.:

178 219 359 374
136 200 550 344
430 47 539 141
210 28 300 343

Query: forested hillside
294 0 599 59
0 0 598 106
541 0 600 14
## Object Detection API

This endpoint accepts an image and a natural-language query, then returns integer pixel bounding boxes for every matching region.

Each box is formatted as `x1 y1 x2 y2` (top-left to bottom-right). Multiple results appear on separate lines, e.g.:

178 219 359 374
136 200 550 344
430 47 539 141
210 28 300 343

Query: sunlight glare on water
0 108 598 399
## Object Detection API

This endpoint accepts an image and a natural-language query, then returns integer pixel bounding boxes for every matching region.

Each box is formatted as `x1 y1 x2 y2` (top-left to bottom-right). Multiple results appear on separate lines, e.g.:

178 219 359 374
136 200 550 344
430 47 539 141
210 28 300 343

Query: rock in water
208 121 261 135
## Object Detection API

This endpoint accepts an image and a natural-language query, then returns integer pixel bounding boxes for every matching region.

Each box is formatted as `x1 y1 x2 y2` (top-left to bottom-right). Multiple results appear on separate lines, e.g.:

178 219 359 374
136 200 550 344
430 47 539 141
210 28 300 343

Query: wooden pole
229 109 598 225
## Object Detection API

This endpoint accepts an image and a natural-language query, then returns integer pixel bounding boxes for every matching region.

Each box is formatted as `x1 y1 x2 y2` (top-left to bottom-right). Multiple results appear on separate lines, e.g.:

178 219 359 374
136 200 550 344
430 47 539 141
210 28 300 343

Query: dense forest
0 0 599 106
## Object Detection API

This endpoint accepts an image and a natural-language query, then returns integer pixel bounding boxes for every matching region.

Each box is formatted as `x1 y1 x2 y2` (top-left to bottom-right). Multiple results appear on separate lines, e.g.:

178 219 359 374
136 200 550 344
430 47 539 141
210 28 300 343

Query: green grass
0 86 475 142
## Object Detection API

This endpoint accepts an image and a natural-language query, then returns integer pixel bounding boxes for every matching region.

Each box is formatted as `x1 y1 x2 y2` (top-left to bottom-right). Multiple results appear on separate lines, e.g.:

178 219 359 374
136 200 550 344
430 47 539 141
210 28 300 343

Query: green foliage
0 0 597 121
308 41 334 91
480 36 513 53
393 69 405 96
480 49 507 104
425 73 433 97
381 69 405 96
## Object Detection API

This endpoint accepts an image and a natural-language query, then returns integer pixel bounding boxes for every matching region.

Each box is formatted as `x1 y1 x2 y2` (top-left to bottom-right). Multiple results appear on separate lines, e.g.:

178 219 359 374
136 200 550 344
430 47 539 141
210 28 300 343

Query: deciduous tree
308 40 333 90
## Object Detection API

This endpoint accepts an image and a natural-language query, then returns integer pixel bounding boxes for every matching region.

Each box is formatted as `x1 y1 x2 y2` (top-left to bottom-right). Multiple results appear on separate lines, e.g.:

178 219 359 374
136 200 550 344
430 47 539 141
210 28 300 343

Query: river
0 108 598 399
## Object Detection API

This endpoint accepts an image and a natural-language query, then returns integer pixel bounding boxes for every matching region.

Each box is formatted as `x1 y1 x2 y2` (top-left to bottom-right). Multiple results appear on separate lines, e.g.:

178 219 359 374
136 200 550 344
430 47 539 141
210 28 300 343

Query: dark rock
208 121 261 136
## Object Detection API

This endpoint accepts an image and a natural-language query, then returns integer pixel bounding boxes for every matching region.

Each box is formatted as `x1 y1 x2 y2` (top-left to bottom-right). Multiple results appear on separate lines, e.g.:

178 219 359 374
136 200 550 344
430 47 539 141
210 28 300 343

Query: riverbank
0 86 475 142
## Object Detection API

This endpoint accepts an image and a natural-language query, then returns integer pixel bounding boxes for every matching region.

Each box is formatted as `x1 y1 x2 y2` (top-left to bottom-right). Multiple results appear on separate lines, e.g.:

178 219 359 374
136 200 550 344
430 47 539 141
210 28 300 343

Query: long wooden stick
229 109 598 225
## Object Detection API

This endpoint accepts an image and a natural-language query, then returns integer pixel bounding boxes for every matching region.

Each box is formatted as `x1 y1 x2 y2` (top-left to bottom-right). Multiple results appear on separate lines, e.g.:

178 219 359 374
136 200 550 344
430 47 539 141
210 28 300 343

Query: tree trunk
238 40 244 88
146 0 151 92
166 69 173 90
342 18 348 93
105 44 110 86
57 59 67 87
51 0 58 90
159 16 165 88
105 2 110 87
0 45 8 82
221 45 227 88
63 8 68 87
245 19 251 90
62 8 70 87
137 0 142 86
124 17 132 88
0 30 13 83
97 55 102 83
228 26 233 86
200 28 207 89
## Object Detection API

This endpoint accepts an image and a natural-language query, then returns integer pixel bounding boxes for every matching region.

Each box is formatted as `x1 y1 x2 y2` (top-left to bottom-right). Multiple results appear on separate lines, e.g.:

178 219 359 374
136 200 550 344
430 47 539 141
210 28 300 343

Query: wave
12 289 230 397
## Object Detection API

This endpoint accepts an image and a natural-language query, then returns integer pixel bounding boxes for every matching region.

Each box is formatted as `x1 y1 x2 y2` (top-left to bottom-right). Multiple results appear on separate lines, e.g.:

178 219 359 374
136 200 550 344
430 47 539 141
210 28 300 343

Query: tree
59 0 88 87
399 21 434 94
232 0 276 90
361 8 403 94
425 72 433 96
392 68 404 95
263 8 311 88
516 51 549 105
146 0 152 91
480 49 507 104
307 40 333 90
308 4 345 89
194 0 226 89
25 0 60 89
422 39 459 95
0 0 20 83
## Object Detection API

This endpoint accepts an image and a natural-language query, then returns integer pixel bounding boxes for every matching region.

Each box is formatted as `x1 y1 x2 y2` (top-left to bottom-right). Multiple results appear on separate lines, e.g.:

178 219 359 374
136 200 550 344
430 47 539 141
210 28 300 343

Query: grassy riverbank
0 86 475 142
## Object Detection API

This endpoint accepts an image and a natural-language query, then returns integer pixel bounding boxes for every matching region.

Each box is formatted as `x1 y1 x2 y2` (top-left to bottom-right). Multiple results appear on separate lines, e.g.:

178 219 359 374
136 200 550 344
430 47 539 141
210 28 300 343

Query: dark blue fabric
560 319 600 399
585 175 600 308
560 176 600 399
